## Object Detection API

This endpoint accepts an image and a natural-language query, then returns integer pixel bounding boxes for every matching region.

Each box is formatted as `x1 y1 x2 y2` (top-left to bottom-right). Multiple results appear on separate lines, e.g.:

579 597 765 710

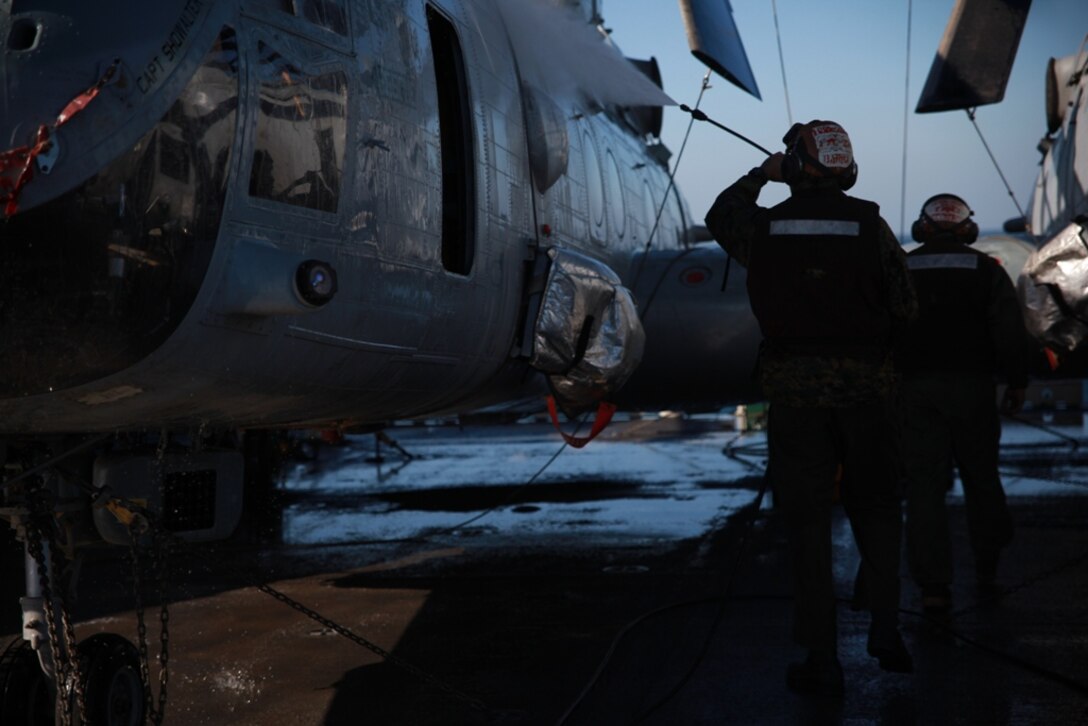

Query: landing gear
72 634 144 726
0 634 146 726
7 503 150 725
0 637 51 726
0 436 166 725
2 432 244 724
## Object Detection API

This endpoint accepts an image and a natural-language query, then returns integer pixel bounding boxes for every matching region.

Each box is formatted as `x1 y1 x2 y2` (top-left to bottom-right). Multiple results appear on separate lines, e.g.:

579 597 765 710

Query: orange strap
546 396 617 449
1044 347 1060 372
0 125 52 217
0 58 119 217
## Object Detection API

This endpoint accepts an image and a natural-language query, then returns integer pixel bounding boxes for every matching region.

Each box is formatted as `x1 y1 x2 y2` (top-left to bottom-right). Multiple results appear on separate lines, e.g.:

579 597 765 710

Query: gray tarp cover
530 248 645 412
1018 218 1088 351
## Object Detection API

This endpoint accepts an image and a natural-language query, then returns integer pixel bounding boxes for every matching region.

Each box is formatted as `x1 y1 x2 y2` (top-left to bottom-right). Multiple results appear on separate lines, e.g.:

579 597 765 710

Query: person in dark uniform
705 120 917 697
899 194 1029 613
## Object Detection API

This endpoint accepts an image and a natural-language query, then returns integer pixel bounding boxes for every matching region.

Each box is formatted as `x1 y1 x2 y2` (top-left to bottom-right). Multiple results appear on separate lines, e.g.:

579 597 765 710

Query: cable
402 433 573 537
557 420 1088 722
283 419 587 550
950 547 1088 618
631 479 768 723
632 74 773 331
677 105 773 156
770 0 793 126
555 441 771 725
965 108 1040 245
630 71 713 295
633 245 700 321
899 0 913 240
633 78 774 326
553 596 722 725
1002 412 1081 449
915 611 1088 697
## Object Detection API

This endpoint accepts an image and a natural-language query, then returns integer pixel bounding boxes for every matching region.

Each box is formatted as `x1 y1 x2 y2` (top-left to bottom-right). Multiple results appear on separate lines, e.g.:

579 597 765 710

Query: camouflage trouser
901 377 1014 588
768 399 903 653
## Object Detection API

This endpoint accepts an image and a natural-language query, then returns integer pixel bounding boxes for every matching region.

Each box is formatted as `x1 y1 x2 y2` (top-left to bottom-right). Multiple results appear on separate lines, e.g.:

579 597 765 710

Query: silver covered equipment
529 248 645 412
1018 217 1088 350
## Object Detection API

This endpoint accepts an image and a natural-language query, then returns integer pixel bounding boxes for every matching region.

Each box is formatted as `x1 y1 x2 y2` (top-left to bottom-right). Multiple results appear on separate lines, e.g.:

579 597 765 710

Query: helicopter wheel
0 636 53 726
69 633 145 726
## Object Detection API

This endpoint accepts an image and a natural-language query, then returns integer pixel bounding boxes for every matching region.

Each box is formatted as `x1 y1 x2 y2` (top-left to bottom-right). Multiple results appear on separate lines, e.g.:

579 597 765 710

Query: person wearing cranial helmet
898 193 1030 616
704 119 918 698
778 120 859 190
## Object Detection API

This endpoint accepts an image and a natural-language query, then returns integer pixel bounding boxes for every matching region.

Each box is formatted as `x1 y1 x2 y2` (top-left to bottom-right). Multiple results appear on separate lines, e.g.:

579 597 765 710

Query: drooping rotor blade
626 57 664 137
915 0 1032 113
678 0 761 100
497 0 674 108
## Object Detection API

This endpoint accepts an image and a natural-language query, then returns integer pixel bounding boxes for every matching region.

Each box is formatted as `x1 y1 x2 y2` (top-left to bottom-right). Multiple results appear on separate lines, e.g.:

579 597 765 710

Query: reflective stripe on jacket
747 190 890 354
898 243 1029 386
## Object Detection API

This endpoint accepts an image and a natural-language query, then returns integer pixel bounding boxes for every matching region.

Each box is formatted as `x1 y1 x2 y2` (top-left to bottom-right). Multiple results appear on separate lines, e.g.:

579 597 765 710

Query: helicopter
1012 30 1088 365
0 0 766 721
910 0 1088 377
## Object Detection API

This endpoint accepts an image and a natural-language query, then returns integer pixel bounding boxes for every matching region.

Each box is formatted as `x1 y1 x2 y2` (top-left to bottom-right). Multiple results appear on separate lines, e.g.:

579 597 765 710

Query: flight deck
2 413 1086 724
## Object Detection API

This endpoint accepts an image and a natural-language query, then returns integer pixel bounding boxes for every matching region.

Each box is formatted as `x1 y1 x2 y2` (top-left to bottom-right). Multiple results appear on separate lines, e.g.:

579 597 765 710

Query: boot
867 612 914 673
786 650 845 697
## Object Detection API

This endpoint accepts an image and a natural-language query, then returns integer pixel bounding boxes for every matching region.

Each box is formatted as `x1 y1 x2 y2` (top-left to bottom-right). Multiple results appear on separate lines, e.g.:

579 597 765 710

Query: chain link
47 521 88 721
256 582 491 715
20 464 489 722
24 482 87 726
128 523 171 725
12 436 489 723
154 529 171 725
128 528 153 726
103 491 494 718
952 547 1088 617
24 514 70 726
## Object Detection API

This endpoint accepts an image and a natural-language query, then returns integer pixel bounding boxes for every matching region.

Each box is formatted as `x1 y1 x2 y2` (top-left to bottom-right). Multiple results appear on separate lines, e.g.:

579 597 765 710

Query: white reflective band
769 219 860 236
907 254 979 270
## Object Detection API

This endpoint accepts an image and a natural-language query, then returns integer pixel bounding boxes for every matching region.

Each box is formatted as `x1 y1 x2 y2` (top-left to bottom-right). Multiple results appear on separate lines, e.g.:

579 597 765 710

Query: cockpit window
0 27 239 397
250 0 349 36
300 0 348 35
248 41 348 214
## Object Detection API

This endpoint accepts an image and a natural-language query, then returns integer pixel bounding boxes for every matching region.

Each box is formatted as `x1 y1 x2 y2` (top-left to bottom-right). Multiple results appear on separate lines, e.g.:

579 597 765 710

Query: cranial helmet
780 120 858 190
911 193 979 244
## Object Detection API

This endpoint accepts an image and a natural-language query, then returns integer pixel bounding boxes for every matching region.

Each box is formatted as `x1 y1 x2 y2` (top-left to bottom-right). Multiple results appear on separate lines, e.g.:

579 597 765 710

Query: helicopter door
427 5 475 275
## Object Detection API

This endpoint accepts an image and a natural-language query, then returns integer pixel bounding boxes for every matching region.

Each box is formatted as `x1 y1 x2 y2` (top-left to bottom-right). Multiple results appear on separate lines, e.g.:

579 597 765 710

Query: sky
604 0 1088 240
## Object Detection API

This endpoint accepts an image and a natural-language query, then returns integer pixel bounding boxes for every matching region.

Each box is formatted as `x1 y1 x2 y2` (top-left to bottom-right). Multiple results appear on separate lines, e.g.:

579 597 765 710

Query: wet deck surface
3 414 1088 724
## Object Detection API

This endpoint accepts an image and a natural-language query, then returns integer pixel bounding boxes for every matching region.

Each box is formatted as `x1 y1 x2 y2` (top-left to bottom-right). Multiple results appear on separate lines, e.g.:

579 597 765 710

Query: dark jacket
898 241 1030 388
749 190 890 350
705 171 917 407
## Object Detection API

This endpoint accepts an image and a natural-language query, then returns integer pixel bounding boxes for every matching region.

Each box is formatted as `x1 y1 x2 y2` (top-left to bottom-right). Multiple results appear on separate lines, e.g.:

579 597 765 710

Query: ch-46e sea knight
0 0 763 720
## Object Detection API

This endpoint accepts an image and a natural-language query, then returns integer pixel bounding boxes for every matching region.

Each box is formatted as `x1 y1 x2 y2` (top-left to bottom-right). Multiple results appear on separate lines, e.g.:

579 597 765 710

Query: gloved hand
761 152 785 182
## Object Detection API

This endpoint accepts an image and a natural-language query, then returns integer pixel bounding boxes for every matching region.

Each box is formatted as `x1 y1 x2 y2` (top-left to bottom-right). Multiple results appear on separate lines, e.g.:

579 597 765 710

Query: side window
667 184 689 247
583 132 605 242
248 41 348 214
642 180 658 243
427 5 476 275
649 179 685 248
605 149 626 239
